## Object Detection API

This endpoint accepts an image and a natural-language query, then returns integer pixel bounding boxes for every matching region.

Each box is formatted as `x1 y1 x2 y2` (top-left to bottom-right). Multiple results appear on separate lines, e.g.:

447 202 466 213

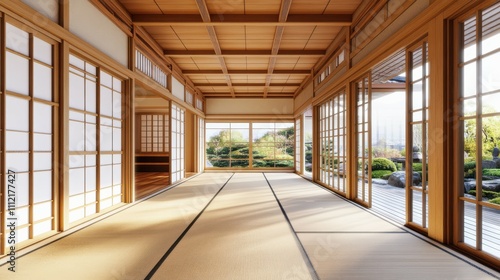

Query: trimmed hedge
372 158 397 172
372 170 393 179
490 197 500 205
483 169 500 177
467 190 500 200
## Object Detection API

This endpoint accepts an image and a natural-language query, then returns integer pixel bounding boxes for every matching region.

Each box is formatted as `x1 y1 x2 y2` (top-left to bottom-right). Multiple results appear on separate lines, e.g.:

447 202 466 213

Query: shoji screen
68 55 123 224
4 22 57 243
171 104 185 183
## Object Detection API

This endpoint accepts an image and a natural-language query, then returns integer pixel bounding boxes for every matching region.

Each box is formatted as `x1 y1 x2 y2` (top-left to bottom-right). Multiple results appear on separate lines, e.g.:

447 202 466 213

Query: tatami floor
1 173 499 279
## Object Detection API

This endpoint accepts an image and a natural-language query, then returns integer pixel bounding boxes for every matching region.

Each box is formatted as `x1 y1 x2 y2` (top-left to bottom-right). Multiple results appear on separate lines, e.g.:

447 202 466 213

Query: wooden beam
194 0 235 97
183 69 311 75
132 14 352 26
164 49 325 57
195 83 301 87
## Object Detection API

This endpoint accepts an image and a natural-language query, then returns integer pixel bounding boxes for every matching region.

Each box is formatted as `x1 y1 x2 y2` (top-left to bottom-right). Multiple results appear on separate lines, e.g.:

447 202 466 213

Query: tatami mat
0 173 233 280
0 172 498 279
151 173 315 280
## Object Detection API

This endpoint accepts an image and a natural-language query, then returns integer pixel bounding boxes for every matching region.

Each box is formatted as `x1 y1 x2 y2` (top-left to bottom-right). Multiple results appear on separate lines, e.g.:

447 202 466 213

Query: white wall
206 98 294 115
22 0 58 22
69 0 128 66
294 82 313 112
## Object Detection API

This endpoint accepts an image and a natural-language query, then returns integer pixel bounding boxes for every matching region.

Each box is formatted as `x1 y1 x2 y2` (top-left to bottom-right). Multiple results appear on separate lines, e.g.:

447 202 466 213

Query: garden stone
482 160 496 169
464 179 476 192
494 158 500 168
372 178 388 185
388 171 421 188
482 179 500 192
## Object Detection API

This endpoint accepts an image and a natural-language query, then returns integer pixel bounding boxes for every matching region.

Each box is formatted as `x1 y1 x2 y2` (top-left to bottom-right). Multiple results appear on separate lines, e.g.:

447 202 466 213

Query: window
3 22 57 244
198 117 205 172
319 92 347 194
457 2 500 260
138 113 169 153
205 122 294 169
68 54 123 224
171 103 185 182
295 118 301 173
355 76 372 207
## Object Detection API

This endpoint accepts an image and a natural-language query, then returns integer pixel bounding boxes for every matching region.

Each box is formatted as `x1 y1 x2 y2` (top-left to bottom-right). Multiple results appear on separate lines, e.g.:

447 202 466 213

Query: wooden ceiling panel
279 40 308 50
324 0 363 14
206 0 245 14
119 0 364 98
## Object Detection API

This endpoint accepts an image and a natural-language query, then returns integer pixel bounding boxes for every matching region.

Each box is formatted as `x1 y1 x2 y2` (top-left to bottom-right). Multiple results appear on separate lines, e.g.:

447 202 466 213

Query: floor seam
263 173 320 280
145 173 235 279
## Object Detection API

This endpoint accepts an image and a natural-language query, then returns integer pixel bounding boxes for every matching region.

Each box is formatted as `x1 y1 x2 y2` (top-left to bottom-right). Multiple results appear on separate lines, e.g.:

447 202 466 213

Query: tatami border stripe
263 173 320 280
145 173 235 279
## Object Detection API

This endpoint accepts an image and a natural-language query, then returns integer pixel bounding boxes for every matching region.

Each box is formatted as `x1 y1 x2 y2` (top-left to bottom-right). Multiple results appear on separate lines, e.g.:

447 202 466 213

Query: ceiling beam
164 49 325 57
203 92 295 97
132 14 352 27
183 69 311 75
195 83 302 87
194 0 235 98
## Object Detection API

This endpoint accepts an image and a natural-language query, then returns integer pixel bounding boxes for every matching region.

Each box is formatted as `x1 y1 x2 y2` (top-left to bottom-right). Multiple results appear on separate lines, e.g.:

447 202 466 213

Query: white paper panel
100 198 112 210
113 92 122 118
100 187 112 199
69 208 85 223
113 164 121 185
69 72 85 110
86 62 96 75
101 155 112 165
33 201 52 221
100 126 113 151
86 123 97 151
69 121 85 151
85 191 96 203
69 155 85 168
85 167 96 191
113 119 122 128
33 63 53 101
69 110 85 122
86 80 97 113
34 171 52 203
101 71 113 88
6 131 29 151
34 102 53 133
113 196 121 205
100 166 112 188
171 77 185 101
16 207 30 226
113 128 121 150
112 185 121 195
33 220 53 236
34 152 53 170
69 194 85 209
13 173 29 206
101 116 113 126
100 87 113 117
17 227 29 243
86 155 96 166
113 77 121 91
33 220 52 236
6 152 29 172
6 24 29 55
33 37 53 65
85 205 96 216
6 95 29 131
69 168 85 195
69 55 85 70
34 133 52 151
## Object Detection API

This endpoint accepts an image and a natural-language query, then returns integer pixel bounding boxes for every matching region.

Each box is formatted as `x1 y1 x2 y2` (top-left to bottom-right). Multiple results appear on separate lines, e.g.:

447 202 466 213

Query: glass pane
463 201 477 248
412 48 423 82
33 63 53 101
462 62 477 98
6 52 30 95
482 207 500 258
482 93 500 114
412 82 423 110
481 51 500 93
412 189 423 226
463 18 477 63
463 119 477 196
463 98 477 116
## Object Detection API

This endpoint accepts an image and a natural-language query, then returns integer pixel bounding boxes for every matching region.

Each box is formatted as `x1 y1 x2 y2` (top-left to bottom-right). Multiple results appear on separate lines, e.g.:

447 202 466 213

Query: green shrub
372 170 393 179
372 158 397 172
490 197 500 205
412 163 428 172
482 169 500 177
467 190 500 200
395 162 403 171
464 168 476 178
464 161 476 172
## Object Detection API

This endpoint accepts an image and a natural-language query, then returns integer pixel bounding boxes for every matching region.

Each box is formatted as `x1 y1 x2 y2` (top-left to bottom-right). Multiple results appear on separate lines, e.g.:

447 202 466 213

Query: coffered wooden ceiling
119 0 362 98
